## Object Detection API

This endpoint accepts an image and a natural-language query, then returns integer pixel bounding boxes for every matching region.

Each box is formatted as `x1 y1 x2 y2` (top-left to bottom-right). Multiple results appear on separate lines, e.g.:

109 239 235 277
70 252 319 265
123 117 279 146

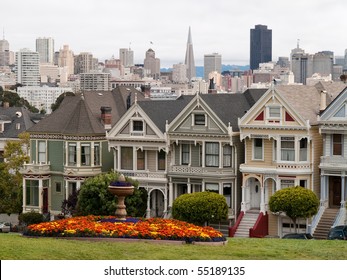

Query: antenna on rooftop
297 38 300 49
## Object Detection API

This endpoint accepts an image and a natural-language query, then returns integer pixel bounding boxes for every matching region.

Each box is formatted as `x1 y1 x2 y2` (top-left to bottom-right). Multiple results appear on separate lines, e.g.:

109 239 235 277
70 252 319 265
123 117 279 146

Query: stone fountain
108 174 134 220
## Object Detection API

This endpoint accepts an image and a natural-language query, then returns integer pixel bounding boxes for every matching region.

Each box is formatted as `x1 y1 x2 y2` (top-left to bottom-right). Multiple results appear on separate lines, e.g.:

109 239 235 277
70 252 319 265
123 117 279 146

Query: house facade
317 86 347 231
236 82 347 238
20 86 145 216
107 89 266 220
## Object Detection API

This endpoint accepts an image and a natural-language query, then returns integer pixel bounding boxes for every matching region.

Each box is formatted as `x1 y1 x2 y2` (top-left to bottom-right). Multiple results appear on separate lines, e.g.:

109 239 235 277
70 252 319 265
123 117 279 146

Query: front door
250 180 261 209
329 177 341 207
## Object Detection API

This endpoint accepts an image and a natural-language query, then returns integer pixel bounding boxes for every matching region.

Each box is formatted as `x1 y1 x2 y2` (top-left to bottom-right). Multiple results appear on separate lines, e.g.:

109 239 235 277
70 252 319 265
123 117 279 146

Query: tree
0 132 30 214
340 74 347 83
269 186 319 232
76 171 147 217
172 191 228 225
51 92 75 112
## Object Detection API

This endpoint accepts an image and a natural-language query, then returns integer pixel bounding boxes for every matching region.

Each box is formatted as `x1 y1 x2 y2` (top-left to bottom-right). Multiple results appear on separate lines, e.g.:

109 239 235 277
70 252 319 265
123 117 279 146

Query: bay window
253 138 263 160
281 137 295 161
121 147 133 170
205 142 219 167
332 134 342 156
181 144 190 165
81 143 91 166
38 141 46 163
223 145 232 167
68 143 77 166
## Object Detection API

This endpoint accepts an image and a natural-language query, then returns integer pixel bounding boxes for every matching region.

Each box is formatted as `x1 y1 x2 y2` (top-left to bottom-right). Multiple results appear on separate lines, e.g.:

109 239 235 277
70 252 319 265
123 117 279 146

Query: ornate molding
30 133 106 141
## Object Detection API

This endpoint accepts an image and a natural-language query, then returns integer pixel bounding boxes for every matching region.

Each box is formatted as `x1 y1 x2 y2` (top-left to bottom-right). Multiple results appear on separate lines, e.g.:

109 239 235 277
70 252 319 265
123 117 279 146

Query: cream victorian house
235 82 346 238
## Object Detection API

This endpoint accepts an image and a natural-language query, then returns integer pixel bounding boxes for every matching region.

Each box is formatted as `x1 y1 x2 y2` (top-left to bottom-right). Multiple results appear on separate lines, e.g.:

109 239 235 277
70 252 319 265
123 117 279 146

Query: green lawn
1 233 347 260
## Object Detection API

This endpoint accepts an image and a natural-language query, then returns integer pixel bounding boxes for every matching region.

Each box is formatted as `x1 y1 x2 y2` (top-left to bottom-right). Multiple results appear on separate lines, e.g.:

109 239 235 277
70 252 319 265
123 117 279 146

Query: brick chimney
320 90 327 113
100 106 112 130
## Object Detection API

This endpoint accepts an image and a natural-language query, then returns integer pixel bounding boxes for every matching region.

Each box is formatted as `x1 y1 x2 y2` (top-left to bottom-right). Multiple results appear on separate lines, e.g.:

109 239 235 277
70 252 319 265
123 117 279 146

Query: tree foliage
172 191 228 225
0 90 39 113
76 171 147 217
0 132 30 214
269 186 319 232
51 92 75 112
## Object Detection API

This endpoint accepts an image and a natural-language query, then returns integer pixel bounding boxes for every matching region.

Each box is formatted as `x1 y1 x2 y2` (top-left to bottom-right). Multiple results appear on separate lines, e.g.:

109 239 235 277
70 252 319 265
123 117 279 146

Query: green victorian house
20 86 145 216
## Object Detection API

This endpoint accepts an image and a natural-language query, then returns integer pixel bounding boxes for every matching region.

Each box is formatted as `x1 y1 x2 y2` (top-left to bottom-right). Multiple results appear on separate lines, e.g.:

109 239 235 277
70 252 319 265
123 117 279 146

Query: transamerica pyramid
184 26 196 82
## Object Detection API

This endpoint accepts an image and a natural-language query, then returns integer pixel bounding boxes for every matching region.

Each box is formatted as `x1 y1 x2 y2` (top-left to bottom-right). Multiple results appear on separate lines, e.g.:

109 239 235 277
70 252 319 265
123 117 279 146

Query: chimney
320 90 327 112
100 106 112 130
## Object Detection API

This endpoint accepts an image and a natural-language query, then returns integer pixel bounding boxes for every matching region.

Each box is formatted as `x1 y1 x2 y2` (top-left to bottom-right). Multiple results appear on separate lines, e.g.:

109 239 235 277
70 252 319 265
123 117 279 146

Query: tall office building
204 53 222 81
58 45 74 76
119 48 134 67
0 37 10 66
74 52 96 74
144 48 160 79
36 37 54 64
15 48 40 86
250 24 272 71
184 26 196 81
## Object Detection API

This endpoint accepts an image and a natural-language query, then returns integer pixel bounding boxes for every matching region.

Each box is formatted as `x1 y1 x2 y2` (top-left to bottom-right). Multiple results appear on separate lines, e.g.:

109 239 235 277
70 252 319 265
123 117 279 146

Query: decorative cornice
30 133 106 141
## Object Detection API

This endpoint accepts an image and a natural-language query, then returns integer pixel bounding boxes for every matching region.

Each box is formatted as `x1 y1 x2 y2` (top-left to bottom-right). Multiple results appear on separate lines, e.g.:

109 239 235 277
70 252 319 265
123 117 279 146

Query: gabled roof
27 95 105 135
0 106 35 138
136 89 267 133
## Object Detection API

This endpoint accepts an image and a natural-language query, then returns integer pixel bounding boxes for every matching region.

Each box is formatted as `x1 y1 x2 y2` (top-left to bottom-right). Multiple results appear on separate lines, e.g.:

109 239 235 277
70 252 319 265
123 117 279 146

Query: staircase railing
229 211 244 237
249 212 268 238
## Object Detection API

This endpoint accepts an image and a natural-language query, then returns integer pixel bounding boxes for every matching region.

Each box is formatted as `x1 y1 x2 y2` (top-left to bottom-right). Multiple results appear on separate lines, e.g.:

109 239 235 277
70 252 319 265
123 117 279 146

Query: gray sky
2 0 347 67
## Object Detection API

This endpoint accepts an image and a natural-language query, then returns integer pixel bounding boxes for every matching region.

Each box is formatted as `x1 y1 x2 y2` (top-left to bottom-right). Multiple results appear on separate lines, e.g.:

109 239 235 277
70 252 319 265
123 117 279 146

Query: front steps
312 208 339 240
234 210 259 238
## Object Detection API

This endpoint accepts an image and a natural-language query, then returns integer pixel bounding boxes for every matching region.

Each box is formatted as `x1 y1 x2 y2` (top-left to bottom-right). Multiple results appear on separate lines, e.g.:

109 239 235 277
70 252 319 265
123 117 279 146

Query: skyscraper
0 37 9 66
184 26 196 81
119 48 134 67
16 48 40 86
58 45 74 76
204 53 222 81
144 48 160 79
250 25 272 71
36 37 54 64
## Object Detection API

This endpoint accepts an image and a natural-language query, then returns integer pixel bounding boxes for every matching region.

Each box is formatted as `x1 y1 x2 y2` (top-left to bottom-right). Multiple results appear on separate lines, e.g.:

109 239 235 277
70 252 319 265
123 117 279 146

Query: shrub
18 211 44 226
172 191 228 225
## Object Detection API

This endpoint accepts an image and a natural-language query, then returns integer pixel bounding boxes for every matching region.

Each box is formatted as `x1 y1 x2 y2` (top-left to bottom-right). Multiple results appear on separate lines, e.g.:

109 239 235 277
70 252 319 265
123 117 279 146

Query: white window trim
252 138 264 161
266 105 282 124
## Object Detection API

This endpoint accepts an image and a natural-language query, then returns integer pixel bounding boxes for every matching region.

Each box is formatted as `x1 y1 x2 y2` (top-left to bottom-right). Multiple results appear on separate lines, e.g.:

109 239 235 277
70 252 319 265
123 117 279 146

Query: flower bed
23 215 226 243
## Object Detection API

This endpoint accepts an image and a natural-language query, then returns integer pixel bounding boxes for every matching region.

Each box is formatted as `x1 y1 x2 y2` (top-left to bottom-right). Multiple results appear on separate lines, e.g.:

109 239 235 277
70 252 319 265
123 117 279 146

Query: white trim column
22 177 26 210
38 179 43 214
169 182 173 207
241 185 246 212
341 176 345 208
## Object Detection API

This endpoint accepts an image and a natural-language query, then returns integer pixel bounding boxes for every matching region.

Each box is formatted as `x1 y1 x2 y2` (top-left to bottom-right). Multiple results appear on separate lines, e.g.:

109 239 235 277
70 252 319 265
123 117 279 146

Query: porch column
65 181 69 200
146 189 151 218
22 177 26 211
38 179 43 214
169 182 173 207
241 185 247 212
164 186 168 216
341 176 346 208
151 191 156 216
260 185 266 214
187 180 191 194
202 141 205 167
320 175 325 204
76 181 81 191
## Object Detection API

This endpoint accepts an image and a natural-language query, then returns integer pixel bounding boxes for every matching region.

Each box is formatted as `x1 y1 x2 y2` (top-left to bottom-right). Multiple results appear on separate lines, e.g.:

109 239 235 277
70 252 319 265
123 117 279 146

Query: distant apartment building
250 24 272 71
17 85 73 114
144 48 160 79
0 38 10 66
204 53 222 81
172 63 187 83
74 52 97 74
58 45 74 76
80 72 110 91
15 49 40 86
36 37 54 64
119 48 134 67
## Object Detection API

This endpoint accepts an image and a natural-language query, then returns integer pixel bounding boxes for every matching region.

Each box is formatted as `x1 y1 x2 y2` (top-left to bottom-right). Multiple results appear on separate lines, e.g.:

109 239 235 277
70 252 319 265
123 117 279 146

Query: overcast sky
2 0 347 67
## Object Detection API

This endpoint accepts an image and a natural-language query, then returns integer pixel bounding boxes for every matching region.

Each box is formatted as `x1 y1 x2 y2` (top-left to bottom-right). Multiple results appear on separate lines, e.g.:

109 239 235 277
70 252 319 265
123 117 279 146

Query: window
299 138 308 161
121 147 133 170
94 143 100 165
273 140 277 161
158 150 166 170
281 179 294 189
181 144 190 165
133 120 143 131
281 137 295 161
223 145 232 167
38 141 46 163
299 180 307 188
81 143 91 166
269 106 281 118
333 134 343 156
55 182 62 193
194 114 205 125
137 150 145 170
26 180 39 206
253 138 263 160
223 184 232 207
206 183 219 193
205 142 219 167
68 143 77 166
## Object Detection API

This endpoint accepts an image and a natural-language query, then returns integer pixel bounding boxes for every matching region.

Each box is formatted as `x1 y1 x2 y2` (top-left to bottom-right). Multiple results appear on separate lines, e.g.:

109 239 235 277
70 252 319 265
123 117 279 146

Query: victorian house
316 86 347 238
20 86 144 216
107 89 266 221
234 82 346 238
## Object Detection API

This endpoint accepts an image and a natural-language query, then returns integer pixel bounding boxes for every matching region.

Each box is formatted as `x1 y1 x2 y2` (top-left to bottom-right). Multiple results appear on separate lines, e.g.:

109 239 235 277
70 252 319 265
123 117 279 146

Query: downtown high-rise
250 24 272 71
184 26 196 82
36 37 54 64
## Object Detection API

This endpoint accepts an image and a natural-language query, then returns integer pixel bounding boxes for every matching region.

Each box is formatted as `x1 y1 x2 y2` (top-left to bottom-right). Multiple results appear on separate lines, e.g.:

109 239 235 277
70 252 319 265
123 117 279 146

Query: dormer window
267 105 281 123
194 114 206 125
133 120 143 131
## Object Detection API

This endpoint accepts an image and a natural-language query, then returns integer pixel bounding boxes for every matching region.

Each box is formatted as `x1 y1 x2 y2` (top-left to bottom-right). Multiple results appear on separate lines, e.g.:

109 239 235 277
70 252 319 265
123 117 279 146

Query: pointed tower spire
184 26 196 82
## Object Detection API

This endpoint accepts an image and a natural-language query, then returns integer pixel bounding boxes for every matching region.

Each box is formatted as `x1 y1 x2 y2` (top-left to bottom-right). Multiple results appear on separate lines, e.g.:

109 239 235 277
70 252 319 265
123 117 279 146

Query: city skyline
2 0 347 68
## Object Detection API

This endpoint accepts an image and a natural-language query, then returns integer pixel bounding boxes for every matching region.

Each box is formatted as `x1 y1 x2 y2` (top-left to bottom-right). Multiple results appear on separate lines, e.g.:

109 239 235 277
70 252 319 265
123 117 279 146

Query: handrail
229 211 244 237
249 212 268 238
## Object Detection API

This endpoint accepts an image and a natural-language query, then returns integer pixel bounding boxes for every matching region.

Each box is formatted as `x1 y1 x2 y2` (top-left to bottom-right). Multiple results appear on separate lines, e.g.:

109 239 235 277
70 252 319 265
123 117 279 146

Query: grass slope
1 233 347 260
